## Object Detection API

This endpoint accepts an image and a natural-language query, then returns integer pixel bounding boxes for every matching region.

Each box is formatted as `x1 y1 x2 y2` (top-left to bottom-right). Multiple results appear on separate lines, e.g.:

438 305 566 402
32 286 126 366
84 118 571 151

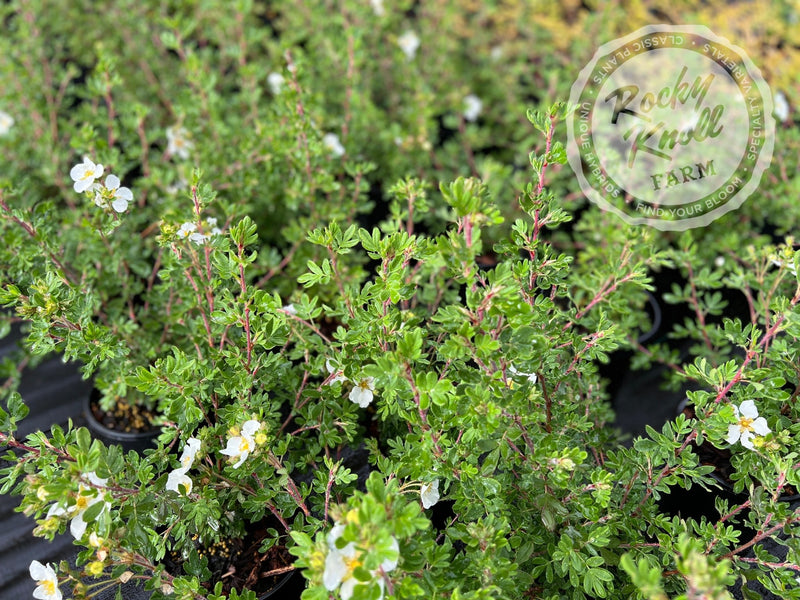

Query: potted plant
2 3 800 600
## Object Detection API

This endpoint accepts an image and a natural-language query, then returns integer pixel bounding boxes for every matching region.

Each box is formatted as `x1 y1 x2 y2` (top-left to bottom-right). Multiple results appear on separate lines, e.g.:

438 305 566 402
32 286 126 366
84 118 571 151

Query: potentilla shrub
1 2 799 600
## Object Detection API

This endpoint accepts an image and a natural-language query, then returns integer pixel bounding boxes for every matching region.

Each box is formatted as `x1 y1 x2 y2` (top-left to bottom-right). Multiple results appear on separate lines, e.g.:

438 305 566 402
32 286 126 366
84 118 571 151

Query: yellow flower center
738 416 754 432
82 168 95 180
42 579 56 595
343 555 362 578
239 438 252 453
75 495 90 511
358 380 370 391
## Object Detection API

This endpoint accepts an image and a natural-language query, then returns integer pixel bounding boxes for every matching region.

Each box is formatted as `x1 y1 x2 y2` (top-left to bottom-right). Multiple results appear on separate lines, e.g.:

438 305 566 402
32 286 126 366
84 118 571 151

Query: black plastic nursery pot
256 566 305 600
158 517 304 600
80 562 304 600
83 388 161 453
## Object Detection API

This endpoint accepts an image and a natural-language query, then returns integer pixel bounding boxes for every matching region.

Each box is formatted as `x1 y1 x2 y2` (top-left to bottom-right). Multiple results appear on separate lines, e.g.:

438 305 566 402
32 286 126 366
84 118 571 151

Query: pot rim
83 389 162 443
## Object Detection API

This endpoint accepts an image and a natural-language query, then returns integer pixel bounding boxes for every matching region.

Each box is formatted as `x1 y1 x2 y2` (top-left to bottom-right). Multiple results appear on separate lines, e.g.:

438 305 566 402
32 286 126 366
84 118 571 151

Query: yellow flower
86 561 105 577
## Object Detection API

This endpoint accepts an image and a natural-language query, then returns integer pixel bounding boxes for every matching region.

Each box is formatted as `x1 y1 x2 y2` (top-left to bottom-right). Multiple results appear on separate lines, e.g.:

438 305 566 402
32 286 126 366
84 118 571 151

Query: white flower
775 91 790 122
166 126 193 160
267 72 285 95
397 30 420 60
325 359 348 385
282 304 297 315
323 524 399 600
490 46 503 61
370 0 385 16
323 133 345 157
463 94 483 122
508 364 538 384
165 437 201 495
0 110 14 136
220 420 262 468
178 437 202 470
97 174 133 213
178 222 208 245
420 479 440 509
206 217 222 236
47 472 109 540
70 157 104 193
29 560 61 600
714 256 725 268
349 376 375 407
178 222 196 238
69 494 106 540
324 526 359 600
772 258 797 276
726 400 771 450
166 468 193 494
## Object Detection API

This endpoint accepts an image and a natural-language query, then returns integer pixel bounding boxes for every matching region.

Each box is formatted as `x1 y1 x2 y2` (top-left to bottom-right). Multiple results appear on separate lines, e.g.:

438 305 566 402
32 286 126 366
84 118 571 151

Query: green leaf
76 427 92 454
7 393 29 421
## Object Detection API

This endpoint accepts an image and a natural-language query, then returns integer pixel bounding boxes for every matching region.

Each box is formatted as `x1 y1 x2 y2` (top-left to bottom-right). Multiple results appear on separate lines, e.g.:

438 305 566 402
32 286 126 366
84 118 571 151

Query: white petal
74 178 93 193
752 417 771 436
726 424 741 445
85 472 108 488
104 174 120 190
327 524 345 548
267 72 284 94
179 222 197 235
463 94 483 122
114 186 133 201
232 452 248 468
166 469 192 494
323 133 345 157
380 537 400 572
339 577 357 600
111 197 129 213
421 479 440 509
740 431 755 450
398 31 420 59
349 386 372 407
70 512 88 539
323 549 347 591
29 560 48 580
69 163 84 181
181 438 202 467
242 420 261 437
738 400 759 419
47 503 67 517
220 437 242 458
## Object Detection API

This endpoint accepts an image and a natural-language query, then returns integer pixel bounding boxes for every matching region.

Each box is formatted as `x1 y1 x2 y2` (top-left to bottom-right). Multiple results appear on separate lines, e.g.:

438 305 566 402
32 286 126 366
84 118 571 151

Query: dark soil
89 393 161 434
164 519 296 599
